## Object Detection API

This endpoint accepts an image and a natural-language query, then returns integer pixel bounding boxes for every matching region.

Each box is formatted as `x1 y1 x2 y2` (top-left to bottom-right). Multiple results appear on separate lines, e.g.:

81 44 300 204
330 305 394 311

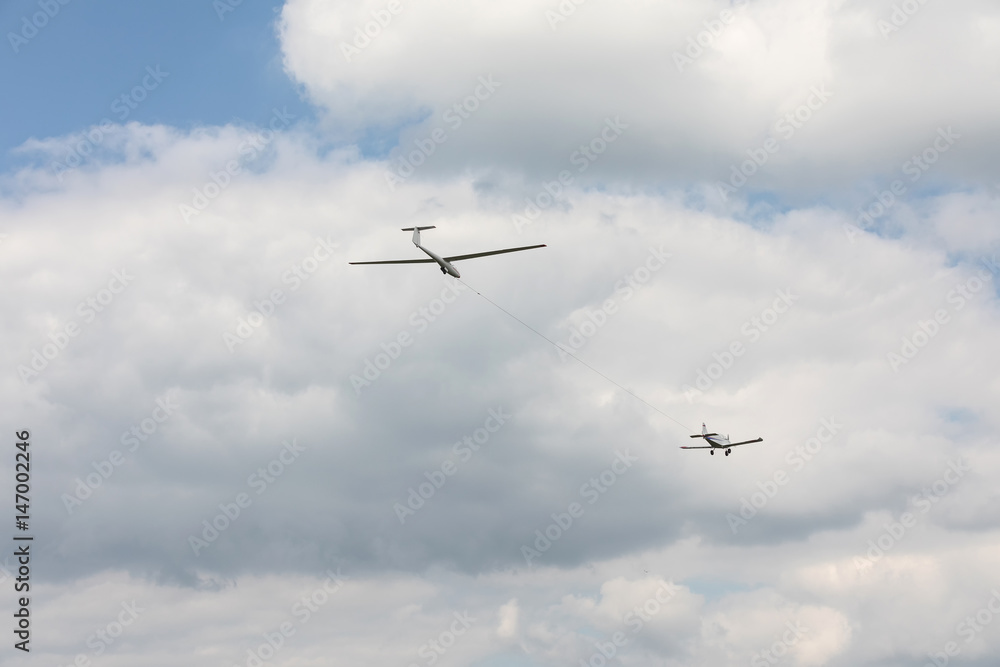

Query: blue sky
0 0 310 171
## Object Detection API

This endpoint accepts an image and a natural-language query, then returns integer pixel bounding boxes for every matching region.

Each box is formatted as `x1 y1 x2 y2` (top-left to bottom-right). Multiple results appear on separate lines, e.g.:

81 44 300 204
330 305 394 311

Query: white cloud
4 1 1000 663
497 598 519 638
3 119 998 663
278 0 1000 193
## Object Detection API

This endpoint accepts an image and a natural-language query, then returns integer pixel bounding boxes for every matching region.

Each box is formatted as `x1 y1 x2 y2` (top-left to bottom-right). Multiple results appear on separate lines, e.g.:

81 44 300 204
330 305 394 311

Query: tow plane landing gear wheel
725 449 730 456
710 450 714 455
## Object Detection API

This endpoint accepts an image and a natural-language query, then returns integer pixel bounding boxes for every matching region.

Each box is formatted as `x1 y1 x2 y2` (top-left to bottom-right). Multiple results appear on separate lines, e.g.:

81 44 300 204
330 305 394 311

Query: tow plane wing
727 438 764 447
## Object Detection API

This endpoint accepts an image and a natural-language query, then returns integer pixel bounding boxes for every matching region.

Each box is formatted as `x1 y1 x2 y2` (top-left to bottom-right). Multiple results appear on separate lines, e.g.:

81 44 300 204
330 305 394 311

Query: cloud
3 1 1000 663
497 598 519 638
278 0 1000 195
4 121 997 562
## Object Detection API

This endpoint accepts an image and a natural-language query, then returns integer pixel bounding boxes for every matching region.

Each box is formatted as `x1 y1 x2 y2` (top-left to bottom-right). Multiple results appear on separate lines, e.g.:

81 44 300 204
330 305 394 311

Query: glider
680 423 763 457
349 226 546 278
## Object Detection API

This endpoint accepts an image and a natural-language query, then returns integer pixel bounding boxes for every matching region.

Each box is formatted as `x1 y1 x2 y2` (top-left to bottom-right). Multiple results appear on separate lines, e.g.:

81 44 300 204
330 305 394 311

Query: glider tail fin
401 226 437 245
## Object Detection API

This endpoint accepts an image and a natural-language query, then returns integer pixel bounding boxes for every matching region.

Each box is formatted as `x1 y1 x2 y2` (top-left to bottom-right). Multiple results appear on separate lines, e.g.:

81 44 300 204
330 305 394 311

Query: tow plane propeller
349 226 546 278
680 423 763 457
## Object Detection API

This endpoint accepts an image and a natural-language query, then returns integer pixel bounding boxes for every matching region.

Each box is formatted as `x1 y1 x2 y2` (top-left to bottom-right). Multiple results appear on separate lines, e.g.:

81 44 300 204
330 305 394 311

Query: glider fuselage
347 226 545 276
416 242 461 278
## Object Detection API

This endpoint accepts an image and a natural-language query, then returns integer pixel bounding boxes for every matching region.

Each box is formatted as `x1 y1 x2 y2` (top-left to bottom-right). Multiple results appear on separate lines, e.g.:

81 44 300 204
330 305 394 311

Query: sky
2 0 1000 666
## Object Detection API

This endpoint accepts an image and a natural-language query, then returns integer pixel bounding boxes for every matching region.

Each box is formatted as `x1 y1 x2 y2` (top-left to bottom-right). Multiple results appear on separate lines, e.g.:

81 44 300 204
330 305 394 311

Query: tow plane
680 423 763 457
349 226 546 278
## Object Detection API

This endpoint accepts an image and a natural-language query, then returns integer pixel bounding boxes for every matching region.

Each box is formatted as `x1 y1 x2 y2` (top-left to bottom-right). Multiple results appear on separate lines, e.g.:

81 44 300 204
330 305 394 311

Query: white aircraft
349 226 546 278
680 423 763 456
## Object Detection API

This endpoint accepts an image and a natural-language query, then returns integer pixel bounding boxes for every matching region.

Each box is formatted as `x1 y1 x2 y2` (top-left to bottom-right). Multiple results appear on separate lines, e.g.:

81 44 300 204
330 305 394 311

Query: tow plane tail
692 423 718 438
